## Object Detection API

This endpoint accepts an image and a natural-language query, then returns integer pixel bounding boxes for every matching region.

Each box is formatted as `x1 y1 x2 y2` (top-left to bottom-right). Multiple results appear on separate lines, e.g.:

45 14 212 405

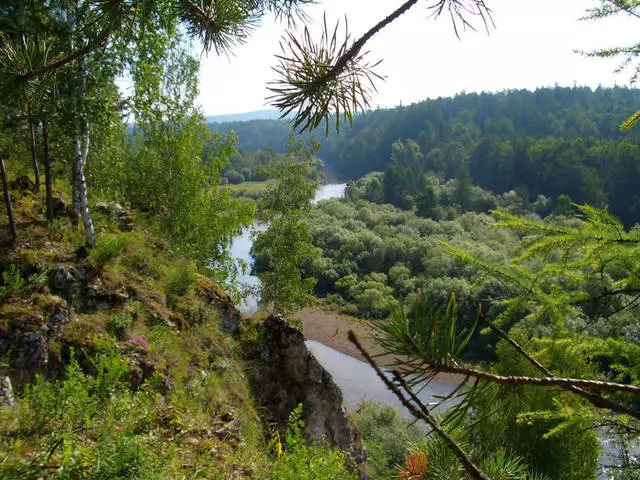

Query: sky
196 0 640 116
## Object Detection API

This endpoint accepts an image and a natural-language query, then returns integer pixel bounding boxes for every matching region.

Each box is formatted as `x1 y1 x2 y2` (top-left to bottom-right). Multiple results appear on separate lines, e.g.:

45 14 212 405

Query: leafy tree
253 139 321 316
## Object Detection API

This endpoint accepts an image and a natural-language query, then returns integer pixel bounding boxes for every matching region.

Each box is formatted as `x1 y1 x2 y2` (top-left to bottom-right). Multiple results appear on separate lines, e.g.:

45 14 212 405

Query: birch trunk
0 153 18 242
69 0 95 247
73 53 96 247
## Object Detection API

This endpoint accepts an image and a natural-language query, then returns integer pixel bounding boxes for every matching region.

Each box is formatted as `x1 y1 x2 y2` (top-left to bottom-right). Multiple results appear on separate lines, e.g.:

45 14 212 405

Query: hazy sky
197 0 639 116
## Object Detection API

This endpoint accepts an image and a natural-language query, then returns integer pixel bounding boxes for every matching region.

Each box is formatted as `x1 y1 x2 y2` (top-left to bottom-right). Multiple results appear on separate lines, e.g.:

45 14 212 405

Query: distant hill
206 109 283 123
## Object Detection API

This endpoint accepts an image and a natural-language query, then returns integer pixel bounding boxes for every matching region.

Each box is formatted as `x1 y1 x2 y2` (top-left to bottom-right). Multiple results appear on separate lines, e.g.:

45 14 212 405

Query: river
229 183 458 418
230 183 348 314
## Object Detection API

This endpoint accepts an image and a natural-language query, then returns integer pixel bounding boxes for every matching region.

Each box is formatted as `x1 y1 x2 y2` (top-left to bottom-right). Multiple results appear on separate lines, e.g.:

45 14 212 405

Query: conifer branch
426 364 640 394
317 0 420 91
16 28 111 82
348 330 491 480
481 315 640 420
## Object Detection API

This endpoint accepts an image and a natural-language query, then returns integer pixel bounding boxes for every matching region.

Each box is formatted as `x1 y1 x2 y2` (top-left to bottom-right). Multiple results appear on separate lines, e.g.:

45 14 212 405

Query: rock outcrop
248 315 366 468
95 201 134 231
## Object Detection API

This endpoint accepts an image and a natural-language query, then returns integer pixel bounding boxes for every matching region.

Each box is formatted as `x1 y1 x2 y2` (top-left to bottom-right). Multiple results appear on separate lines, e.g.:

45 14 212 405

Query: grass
225 181 272 205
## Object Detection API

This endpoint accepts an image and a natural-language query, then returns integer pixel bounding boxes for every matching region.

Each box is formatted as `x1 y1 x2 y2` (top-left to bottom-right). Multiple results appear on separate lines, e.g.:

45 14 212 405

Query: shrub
0 350 161 479
0 264 25 298
87 235 128 268
351 401 423 479
164 262 197 306
268 404 358 480
108 313 133 339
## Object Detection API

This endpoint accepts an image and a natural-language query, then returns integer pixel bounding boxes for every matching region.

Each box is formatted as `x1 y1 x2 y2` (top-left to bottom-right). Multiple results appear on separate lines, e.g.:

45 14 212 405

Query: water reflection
305 340 460 419
230 184 346 314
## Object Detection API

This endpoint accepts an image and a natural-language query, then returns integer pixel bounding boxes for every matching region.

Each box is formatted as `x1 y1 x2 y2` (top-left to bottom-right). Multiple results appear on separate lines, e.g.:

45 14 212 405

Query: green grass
225 181 271 201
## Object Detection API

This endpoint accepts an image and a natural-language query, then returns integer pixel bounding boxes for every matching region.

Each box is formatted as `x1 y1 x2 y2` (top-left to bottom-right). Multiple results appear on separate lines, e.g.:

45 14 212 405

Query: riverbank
295 307 395 365
295 306 465 386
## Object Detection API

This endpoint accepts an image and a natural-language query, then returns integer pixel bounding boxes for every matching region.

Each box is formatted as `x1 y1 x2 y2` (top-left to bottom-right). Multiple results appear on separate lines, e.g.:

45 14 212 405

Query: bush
108 313 134 339
226 169 245 184
164 262 197 306
268 404 358 480
351 401 423 479
87 235 128 268
0 264 24 298
0 351 161 479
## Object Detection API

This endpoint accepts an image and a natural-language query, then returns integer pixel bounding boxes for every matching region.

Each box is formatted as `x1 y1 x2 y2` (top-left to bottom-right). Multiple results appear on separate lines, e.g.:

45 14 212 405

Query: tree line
211 86 640 225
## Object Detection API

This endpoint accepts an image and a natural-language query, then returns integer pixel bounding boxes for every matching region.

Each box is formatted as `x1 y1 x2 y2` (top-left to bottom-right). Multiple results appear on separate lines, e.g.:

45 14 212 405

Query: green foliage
253 139 321 316
268 404 358 480
306 197 517 343
87 235 128 269
108 312 133 339
351 401 423 479
0 351 163 479
164 261 198 305
216 86 640 226
0 264 24 298
467 342 601 480
87 28 257 272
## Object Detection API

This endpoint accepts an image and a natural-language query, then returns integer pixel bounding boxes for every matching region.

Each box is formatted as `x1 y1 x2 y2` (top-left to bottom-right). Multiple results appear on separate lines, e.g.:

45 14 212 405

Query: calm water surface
305 340 459 418
230 183 346 313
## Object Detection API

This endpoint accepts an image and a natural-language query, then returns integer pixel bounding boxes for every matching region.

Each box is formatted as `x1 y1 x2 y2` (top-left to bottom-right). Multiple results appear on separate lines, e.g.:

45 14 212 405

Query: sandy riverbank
294 307 464 385
294 307 395 365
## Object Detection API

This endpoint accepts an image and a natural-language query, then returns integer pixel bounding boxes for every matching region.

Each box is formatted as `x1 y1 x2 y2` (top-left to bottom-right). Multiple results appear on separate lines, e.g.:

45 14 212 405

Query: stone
12 331 48 370
0 376 14 407
49 266 85 300
44 295 70 329
249 315 366 468
51 196 71 217
95 201 125 214
95 201 134 231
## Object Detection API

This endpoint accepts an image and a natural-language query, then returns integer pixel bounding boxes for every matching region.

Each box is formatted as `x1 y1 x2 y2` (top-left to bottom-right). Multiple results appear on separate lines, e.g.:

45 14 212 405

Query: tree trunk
69 0 95 247
73 55 96 247
27 104 41 193
42 119 54 223
0 153 18 242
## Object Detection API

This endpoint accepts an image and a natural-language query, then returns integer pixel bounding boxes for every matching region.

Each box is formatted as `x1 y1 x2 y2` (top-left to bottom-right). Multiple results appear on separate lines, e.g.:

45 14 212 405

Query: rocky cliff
247 314 366 467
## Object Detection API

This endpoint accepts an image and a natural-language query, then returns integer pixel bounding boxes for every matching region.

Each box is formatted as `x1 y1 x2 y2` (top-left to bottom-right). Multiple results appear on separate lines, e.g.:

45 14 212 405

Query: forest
214 86 640 225
2 0 640 480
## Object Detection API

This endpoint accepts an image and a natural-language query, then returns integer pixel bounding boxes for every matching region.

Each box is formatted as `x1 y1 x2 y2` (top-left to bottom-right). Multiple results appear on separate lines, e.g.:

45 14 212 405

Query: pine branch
429 364 640 394
481 315 640 421
348 330 491 480
315 0 420 91
16 28 110 82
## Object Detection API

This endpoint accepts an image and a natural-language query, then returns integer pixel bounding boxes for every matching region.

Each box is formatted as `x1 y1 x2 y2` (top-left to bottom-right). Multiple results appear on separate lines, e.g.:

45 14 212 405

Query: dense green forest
212 86 640 225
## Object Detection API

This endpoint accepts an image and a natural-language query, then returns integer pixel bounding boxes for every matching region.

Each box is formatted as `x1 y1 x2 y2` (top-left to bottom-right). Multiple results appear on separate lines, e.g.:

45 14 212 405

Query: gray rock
0 376 14 407
95 201 134 231
12 332 48 370
49 266 85 300
250 315 366 468
51 196 71 217
45 296 70 329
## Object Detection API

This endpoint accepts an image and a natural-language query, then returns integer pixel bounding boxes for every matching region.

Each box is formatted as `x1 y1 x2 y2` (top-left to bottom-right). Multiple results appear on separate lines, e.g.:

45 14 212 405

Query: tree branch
429 364 640 394
348 330 491 480
17 28 111 82
315 0 420 89
481 315 640 421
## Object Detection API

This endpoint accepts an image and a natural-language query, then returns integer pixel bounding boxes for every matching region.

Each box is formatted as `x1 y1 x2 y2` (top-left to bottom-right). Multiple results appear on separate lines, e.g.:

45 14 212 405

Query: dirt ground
294 307 397 365
294 307 464 385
